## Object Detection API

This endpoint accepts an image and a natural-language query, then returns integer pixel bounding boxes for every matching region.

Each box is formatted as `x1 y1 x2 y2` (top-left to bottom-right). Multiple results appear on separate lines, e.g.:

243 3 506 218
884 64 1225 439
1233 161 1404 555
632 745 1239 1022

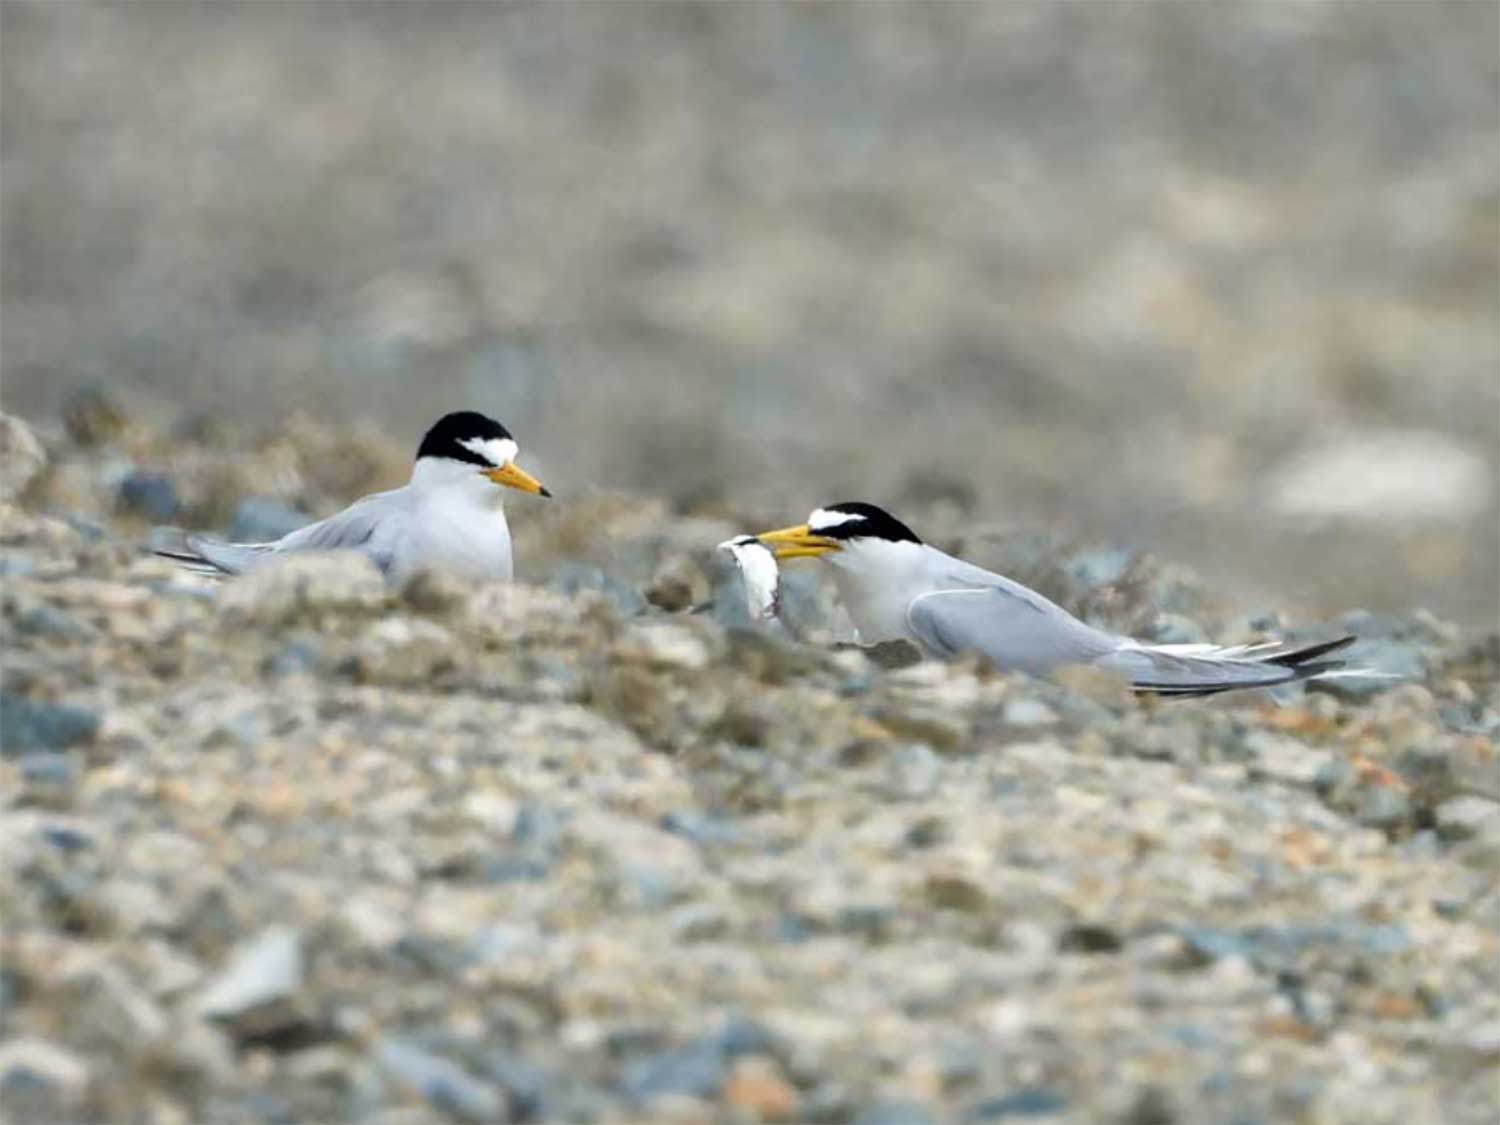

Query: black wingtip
1267 635 1357 669
152 549 207 565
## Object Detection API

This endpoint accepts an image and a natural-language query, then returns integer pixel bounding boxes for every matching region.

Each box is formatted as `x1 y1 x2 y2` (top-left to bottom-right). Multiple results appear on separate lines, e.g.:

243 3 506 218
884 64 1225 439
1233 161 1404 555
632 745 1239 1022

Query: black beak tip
539 486 553 499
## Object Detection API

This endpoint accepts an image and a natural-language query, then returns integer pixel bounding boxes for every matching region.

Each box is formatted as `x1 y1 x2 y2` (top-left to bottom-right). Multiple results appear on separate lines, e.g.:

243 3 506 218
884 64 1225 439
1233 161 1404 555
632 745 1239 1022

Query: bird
706 535 786 631
753 501 1364 696
155 411 550 585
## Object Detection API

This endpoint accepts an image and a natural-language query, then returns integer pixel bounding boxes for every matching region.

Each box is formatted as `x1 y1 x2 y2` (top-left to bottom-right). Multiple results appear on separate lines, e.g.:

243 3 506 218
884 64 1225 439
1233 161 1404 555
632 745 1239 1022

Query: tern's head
413 411 551 497
754 502 922 565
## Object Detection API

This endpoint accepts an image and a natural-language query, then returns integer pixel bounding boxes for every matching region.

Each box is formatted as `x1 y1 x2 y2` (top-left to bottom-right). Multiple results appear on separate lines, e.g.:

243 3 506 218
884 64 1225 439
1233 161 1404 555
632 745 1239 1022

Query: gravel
1 409 1497 1123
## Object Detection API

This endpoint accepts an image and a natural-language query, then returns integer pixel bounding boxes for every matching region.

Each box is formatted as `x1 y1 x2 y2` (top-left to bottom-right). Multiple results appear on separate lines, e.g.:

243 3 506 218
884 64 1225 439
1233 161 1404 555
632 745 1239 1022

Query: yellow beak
755 523 842 560
484 462 551 497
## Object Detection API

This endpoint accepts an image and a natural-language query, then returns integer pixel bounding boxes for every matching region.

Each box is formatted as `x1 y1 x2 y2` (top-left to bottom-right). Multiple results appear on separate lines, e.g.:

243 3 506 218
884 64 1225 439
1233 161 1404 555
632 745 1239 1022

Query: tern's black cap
811 502 923 544
416 412 515 466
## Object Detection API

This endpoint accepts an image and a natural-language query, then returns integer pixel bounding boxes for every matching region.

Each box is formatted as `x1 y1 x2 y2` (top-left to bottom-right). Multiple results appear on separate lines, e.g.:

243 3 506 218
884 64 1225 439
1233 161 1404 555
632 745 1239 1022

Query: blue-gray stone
1355 786 1411 830
620 1038 725 1102
1147 613 1209 645
265 639 322 680
661 809 742 847
14 605 91 640
1313 759 1355 797
1313 631 1424 699
62 516 107 543
1178 922 1412 968
619 1016 776 1103
621 866 675 909
1167 1024 1217 1050
855 1101 940 1125
482 1049 550 1120
775 912 816 943
1178 927 1253 962
970 1089 1068 1119
1065 548 1131 590
465 925 535 965
713 1014 776 1058
375 1038 504 1123
0 552 37 579
117 470 180 521
1 694 100 755
20 753 74 785
1001 699 1059 729
512 803 563 851
228 497 307 543
42 825 93 852
839 904 895 938
548 563 646 617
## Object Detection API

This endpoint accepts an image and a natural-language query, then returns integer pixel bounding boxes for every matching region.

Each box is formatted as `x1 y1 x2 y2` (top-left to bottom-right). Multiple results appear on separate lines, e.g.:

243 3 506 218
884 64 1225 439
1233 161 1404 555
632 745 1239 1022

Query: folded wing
905 586 1120 674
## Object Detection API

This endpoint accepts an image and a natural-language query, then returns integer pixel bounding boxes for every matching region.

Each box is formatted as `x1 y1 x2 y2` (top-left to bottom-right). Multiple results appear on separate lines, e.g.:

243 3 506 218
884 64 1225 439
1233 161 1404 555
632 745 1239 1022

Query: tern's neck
409 457 502 506
824 539 933 643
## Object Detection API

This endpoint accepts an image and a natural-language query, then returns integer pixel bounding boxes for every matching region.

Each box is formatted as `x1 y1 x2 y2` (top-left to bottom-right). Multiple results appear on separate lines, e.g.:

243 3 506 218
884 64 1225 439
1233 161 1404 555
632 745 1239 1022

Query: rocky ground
2 405 1498 1125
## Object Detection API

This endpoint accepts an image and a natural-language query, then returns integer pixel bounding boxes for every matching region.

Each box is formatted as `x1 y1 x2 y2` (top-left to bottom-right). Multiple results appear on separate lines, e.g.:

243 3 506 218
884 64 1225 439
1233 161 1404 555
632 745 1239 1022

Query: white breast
398 488 513 583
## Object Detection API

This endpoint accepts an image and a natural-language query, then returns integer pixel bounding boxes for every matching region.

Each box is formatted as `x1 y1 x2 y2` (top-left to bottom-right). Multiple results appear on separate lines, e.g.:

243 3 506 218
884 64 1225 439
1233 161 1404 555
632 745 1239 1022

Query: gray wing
159 490 405 578
271 490 406 575
906 585 1121 674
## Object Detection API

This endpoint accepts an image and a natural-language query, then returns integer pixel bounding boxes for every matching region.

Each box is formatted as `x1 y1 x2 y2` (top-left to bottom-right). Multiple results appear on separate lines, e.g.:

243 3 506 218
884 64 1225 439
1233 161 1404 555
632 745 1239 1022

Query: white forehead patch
807 508 863 533
458 436 518 467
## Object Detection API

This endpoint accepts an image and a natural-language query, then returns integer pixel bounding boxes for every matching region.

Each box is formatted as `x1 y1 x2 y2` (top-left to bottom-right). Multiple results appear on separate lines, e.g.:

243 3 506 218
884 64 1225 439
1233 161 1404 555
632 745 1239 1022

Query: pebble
1434 796 1500 842
0 1037 90 1114
854 1101 940 1125
722 1055 799 1120
1242 731 1329 787
0 693 100 754
353 617 458 685
1355 786 1412 832
969 1088 1069 1119
621 1037 727 1102
1001 699 1059 729
216 551 386 625
227 496 308 542
196 926 305 1027
375 1038 506 1123
548 561 646 616
115 470 180 521
1065 547 1132 590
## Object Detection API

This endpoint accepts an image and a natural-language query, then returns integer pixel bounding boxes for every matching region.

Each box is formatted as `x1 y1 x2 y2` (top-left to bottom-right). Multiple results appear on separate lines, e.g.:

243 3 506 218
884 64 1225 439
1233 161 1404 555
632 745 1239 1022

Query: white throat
822 538 932 643
410 456 502 504
404 456 514 582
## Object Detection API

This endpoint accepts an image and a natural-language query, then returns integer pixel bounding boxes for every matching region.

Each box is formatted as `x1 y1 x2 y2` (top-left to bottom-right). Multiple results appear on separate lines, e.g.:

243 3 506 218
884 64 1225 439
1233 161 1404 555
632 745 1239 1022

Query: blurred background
3 1 1496 621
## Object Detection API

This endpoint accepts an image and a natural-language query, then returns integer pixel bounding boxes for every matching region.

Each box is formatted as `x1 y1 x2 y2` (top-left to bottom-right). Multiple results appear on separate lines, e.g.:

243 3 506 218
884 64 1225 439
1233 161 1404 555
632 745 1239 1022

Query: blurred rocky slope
2 407 1499 1123
3 2 1497 621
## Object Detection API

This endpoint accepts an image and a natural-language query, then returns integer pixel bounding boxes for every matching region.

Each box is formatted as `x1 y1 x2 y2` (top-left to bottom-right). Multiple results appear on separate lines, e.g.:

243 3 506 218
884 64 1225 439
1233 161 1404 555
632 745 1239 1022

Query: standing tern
754 502 1362 696
156 411 549 584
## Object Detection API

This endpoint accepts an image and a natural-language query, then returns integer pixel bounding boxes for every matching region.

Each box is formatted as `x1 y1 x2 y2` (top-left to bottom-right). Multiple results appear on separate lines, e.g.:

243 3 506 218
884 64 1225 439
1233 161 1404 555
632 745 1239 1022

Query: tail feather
1124 634 1367 698
153 536 273 578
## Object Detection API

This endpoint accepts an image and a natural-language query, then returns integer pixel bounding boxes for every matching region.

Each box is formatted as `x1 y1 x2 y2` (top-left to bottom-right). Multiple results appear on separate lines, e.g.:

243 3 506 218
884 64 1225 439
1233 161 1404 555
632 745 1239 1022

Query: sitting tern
156 411 549 584
755 502 1361 696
